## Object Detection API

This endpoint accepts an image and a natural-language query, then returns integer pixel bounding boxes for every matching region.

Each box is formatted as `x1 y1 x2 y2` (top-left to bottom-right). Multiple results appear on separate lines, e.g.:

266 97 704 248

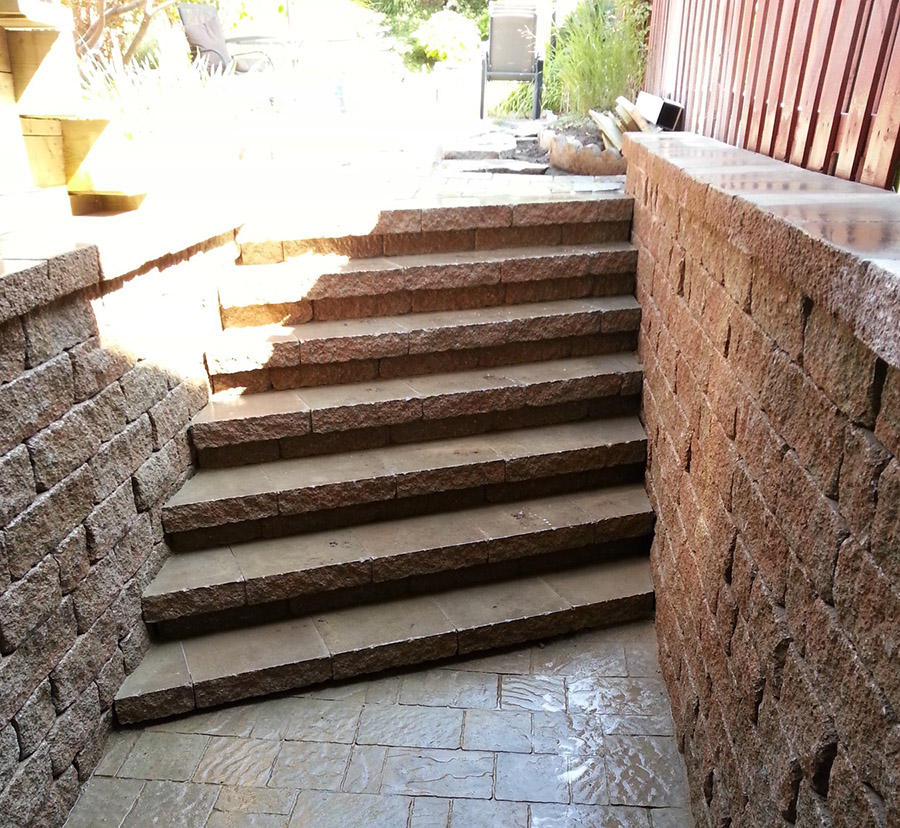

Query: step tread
144 484 653 622
219 242 636 311
116 555 653 722
206 296 642 375
163 418 648 533
192 353 642 449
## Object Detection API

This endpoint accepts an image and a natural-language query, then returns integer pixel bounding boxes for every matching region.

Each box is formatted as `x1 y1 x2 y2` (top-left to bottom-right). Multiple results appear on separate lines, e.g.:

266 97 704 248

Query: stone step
191 353 642 468
206 296 641 394
115 554 654 723
144 484 654 626
162 417 648 551
218 242 637 329
236 194 634 265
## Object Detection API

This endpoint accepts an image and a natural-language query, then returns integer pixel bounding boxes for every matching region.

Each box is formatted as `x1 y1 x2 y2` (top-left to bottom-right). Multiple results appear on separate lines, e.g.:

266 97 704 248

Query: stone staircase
114 189 655 724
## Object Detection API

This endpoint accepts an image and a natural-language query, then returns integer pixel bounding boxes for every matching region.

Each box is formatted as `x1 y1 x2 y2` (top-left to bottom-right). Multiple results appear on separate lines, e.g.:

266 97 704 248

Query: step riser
167 461 647 552
150 537 652 639
210 330 638 394
221 260 637 329
195 394 641 469
239 219 633 266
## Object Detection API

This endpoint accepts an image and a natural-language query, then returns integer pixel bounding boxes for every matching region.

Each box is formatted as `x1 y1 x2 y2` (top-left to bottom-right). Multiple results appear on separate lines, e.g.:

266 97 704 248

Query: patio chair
178 3 274 73
480 1 543 120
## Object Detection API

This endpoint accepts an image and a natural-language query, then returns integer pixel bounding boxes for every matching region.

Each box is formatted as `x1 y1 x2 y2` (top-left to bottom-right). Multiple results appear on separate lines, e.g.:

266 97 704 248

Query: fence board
644 0 900 188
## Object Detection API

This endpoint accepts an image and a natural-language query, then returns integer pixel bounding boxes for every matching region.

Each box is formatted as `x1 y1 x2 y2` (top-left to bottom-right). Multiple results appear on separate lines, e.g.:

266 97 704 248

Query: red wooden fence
643 0 900 189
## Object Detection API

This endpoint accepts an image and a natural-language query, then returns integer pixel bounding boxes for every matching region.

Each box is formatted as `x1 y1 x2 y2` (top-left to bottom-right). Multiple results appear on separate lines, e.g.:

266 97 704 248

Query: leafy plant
494 0 649 117
411 8 481 64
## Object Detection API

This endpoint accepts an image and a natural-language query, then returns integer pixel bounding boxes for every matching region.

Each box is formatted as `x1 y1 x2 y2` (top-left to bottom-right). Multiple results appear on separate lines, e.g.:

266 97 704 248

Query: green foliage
355 0 487 69
411 9 481 65
494 0 649 117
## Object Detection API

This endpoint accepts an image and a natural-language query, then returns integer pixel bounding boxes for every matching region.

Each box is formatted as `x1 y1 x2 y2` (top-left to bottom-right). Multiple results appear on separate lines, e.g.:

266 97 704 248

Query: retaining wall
625 132 900 827
0 223 233 825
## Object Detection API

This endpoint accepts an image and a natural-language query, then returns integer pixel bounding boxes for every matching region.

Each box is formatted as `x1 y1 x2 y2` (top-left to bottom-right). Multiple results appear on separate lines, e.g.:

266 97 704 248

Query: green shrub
495 0 648 117
411 8 481 64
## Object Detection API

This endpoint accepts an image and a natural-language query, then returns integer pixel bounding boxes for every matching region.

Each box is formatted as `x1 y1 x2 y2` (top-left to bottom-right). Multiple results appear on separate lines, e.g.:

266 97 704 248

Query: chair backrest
178 3 230 70
487 1 538 77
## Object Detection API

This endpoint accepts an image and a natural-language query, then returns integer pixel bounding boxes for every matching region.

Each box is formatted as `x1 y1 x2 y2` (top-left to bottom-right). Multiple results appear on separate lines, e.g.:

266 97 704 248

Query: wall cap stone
623 132 900 371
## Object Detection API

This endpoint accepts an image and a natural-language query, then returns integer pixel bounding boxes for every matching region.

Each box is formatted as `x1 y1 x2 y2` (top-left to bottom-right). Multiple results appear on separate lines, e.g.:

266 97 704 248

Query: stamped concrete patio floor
64 621 692 828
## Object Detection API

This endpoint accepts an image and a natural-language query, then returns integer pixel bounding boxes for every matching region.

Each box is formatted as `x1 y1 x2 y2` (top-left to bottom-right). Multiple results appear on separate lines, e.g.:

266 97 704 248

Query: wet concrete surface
64 620 693 827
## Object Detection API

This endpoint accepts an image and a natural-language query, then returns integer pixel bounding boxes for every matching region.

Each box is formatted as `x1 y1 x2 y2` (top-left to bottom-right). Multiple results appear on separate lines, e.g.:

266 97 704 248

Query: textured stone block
0 598 77 723
0 444 36 525
148 385 192 450
0 744 52 828
71 556 120 635
0 316 26 383
803 303 879 426
69 336 132 402
13 680 55 759
0 724 19 793
50 610 117 712
26 405 102 493
0 556 61 654
89 414 152 502
5 466 94 580
872 459 900 592
54 526 89 595
777 451 849 603
0 352 73 455
22 293 98 368
119 362 169 422
133 432 191 511
84 480 137 560
875 365 900 458
47 682 100 776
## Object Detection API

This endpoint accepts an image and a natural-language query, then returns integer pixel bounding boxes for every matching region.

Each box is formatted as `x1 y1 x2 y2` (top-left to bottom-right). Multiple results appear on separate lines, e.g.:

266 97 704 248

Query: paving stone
192 391 311 449
381 747 494 799
532 712 606 756
501 675 567 713
92 730 139 777
449 798 528 827
647 809 695 828
117 732 209 782
206 810 289 828
605 736 689 808
567 677 672 718
149 704 257 739
62 776 145 828
289 791 411 828
192 737 280 787
495 752 569 803
600 715 674 737
534 637 628 679
569 755 611 805
399 669 499 710
342 745 387 794
462 708 532 752
214 785 295 815
276 697 362 743
119 780 218 828
530 803 652 828
268 741 352 790
410 796 451 827
357 703 463 750
446 648 532 675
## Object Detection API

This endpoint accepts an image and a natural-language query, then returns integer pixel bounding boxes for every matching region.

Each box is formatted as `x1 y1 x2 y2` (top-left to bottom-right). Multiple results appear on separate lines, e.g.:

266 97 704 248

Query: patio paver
65 620 694 828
